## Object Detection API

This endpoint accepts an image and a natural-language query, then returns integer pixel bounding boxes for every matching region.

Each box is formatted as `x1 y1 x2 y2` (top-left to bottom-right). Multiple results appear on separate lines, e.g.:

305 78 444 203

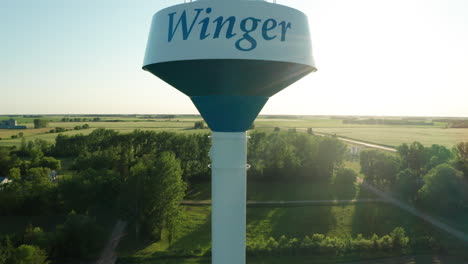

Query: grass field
1 115 466 148
118 202 467 262
117 255 468 264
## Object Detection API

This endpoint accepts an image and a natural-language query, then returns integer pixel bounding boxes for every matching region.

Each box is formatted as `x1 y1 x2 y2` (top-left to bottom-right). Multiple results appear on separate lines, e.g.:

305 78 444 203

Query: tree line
360 141 468 215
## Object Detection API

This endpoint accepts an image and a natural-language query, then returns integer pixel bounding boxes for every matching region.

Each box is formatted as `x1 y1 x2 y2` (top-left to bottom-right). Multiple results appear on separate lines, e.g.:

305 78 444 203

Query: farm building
0 119 26 129
0 177 12 185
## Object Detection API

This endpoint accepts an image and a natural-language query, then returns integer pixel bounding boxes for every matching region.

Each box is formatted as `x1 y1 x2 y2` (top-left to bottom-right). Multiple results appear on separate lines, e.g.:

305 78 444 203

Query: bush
390 227 409 250
55 127 66 133
193 121 205 129
245 227 411 257
378 235 393 251
11 245 49 264
49 211 103 259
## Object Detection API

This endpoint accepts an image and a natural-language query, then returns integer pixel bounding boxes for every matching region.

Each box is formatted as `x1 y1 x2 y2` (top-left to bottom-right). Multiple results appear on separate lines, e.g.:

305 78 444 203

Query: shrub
11 245 49 264
49 211 103 259
378 235 393 251
390 227 409 250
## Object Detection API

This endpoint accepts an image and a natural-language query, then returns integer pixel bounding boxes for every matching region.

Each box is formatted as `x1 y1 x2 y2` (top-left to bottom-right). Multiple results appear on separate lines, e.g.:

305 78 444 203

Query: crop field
2 115 466 148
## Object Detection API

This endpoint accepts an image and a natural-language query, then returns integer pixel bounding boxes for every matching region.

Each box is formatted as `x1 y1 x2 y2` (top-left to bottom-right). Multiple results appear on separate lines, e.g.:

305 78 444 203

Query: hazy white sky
1 0 468 116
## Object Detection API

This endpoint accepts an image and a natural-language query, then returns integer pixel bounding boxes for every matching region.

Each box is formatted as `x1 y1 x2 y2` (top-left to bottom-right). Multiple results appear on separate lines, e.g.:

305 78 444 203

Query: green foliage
23 226 47 250
418 164 467 214
0 148 20 176
245 227 409 256
120 152 186 241
360 150 398 189
390 227 409 249
453 142 468 178
38 157 61 170
397 142 452 176
33 119 49 129
334 168 357 200
0 236 15 263
9 245 49 264
54 127 66 133
49 211 104 260
396 169 421 202
193 121 205 129
248 132 346 180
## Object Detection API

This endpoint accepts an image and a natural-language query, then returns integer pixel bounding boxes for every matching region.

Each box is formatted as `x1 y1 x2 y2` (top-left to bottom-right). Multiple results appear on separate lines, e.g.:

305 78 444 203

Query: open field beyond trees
1 115 467 148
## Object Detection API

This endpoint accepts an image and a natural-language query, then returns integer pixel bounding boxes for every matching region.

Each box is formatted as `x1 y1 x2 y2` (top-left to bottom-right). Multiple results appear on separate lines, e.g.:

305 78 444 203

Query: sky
1 0 468 117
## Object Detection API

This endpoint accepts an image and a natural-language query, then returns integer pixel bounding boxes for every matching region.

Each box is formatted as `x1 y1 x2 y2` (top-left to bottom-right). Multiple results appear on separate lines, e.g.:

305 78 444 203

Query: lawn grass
118 201 468 262
117 254 468 264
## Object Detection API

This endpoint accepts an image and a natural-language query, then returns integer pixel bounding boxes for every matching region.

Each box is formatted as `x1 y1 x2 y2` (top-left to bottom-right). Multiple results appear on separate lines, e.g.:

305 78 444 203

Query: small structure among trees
0 119 26 129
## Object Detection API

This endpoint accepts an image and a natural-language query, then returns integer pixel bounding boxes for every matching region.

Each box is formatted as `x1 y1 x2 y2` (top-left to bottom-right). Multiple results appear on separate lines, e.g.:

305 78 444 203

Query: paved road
181 199 384 206
357 177 468 243
95 220 127 264
313 132 397 152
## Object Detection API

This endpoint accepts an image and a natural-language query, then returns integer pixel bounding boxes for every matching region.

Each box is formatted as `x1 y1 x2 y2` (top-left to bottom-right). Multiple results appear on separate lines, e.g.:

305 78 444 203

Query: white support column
210 132 247 264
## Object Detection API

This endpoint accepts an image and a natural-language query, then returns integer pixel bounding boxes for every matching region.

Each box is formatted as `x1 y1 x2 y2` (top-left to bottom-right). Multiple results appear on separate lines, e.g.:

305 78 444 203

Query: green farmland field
1 115 467 148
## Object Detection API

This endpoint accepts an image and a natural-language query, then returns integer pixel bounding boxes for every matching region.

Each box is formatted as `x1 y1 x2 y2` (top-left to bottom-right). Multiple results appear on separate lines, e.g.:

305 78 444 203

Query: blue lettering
262 18 278 40
213 16 237 39
236 17 261 52
168 8 204 42
167 8 292 51
279 21 291 41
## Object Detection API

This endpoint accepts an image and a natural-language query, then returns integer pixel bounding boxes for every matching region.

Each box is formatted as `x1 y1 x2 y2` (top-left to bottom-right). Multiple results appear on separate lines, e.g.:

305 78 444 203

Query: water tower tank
143 0 316 132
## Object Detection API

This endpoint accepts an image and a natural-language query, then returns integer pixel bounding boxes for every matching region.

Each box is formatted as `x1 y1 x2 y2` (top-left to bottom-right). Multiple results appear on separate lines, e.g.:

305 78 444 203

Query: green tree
360 150 398 189
316 137 347 179
419 164 466 214
51 211 103 259
397 142 428 176
426 144 453 171
396 169 422 202
193 121 205 129
334 168 357 199
39 157 61 170
390 227 409 250
0 148 20 176
33 119 49 129
121 152 186 241
453 142 468 178
9 245 49 264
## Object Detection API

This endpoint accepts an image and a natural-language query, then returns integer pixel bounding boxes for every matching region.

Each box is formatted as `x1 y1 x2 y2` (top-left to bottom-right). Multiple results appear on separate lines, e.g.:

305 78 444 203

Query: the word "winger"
168 7 292 52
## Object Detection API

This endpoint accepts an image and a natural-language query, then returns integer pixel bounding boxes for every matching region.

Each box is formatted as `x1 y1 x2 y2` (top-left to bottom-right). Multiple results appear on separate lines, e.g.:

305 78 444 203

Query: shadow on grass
168 207 212 256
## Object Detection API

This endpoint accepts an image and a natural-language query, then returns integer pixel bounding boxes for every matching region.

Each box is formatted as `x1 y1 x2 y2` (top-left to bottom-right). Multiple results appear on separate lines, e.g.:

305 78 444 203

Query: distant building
0 119 26 129
0 177 12 185
349 146 362 156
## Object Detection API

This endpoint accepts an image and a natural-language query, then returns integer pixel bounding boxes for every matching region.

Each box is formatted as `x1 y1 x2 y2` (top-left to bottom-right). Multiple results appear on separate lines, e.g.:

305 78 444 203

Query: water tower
143 0 316 263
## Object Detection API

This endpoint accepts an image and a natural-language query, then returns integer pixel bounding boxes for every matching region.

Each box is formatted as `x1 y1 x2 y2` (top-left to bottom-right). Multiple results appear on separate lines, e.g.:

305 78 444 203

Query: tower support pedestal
210 132 247 264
